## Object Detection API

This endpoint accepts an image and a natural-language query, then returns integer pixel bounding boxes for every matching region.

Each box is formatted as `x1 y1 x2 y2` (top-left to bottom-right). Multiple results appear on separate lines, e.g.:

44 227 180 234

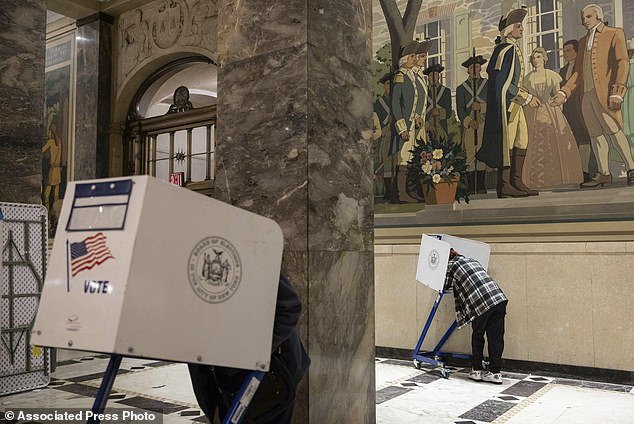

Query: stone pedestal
0 0 46 204
216 0 374 421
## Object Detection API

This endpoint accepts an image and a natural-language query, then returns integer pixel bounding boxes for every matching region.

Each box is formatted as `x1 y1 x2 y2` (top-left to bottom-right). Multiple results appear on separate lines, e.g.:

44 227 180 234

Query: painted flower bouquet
407 133 470 203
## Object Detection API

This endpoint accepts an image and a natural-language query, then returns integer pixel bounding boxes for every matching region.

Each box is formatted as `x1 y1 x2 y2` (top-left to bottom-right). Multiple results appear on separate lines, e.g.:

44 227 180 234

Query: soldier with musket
373 72 393 199
424 62 452 142
456 54 489 194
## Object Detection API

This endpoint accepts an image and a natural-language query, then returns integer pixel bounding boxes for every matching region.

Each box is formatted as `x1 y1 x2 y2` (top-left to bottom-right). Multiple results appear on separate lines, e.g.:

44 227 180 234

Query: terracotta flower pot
422 176 459 204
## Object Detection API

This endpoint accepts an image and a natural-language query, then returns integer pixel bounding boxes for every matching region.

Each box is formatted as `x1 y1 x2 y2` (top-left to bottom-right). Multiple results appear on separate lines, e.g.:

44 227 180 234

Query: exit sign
169 172 185 187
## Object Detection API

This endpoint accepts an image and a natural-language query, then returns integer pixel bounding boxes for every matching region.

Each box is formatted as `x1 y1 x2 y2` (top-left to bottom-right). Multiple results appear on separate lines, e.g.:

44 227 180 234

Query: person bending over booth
444 249 508 384
188 274 310 423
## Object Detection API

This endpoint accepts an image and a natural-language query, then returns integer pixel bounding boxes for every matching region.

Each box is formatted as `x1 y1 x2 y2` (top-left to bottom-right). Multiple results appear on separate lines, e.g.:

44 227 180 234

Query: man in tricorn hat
476 7 541 198
413 40 432 144
373 72 392 199
390 40 423 202
456 54 489 194
424 62 452 141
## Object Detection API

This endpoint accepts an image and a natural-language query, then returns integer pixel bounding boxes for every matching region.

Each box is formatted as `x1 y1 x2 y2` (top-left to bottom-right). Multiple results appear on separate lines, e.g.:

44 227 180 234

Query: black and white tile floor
2 355 633 423
375 358 634 423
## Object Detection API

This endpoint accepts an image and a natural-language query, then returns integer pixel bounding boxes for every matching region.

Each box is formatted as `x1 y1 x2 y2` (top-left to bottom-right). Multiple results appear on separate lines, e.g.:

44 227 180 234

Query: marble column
216 0 374 422
0 0 46 203
74 13 113 180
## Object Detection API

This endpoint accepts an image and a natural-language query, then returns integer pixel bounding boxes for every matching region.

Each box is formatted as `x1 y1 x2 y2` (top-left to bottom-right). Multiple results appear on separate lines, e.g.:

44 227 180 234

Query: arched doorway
123 57 217 196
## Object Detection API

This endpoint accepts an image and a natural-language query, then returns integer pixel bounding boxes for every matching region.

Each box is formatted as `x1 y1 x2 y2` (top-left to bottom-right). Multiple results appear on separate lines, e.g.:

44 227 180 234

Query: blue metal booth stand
411 289 471 378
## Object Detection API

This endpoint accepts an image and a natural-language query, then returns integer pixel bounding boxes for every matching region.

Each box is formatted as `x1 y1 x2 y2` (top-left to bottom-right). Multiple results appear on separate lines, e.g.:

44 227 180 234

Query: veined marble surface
0 0 46 204
217 0 373 421
74 15 112 180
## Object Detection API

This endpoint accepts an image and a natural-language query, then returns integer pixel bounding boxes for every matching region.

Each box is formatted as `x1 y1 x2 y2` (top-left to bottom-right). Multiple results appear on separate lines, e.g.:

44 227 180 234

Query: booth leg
87 355 123 424
433 320 458 353
412 291 444 363
222 370 266 424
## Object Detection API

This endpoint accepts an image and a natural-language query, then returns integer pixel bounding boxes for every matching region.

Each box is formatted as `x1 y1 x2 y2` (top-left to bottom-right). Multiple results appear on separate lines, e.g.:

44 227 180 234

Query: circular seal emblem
428 249 440 270
188 236 242 303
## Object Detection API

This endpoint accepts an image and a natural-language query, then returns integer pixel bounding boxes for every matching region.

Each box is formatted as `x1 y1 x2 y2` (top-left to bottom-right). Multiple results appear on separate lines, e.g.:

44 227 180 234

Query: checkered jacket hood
444 255 507 328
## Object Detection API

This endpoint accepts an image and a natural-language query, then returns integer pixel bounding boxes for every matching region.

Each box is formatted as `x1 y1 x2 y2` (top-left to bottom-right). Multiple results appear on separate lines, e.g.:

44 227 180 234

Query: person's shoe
580 173 611 188
482 371 503 384
469 369 482 381
627 170 634 186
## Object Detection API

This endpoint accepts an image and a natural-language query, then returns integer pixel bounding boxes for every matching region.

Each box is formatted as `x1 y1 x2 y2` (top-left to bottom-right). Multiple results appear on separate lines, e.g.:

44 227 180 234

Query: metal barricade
0 202 50 395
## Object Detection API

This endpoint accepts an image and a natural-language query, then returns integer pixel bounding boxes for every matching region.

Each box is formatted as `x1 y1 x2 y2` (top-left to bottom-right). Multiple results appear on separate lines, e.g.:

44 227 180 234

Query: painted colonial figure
373 73 392 198
476 7 540 198
624 49 634 157
424 62 452 142
42 121 63 217
522 47 583 190
390 40 423 203
552 4 634 188
560 39 596 183
413 40 431 145
456 54 488 194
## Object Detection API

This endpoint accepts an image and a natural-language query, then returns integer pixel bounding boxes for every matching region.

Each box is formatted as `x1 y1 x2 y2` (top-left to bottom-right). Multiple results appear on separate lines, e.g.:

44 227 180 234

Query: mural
43 38 73 236
373 0 634 217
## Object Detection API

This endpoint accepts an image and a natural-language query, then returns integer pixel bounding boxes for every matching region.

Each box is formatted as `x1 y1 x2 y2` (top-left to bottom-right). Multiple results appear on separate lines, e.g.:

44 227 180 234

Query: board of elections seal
188 236 242 303
428 249 440 270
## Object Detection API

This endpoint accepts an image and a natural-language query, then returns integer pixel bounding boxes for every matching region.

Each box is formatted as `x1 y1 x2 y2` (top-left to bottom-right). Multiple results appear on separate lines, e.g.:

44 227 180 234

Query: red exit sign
169 172 185 187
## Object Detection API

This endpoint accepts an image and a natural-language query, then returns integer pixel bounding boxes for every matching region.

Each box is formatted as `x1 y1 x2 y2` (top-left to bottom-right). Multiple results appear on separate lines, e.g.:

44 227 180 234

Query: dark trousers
471 300 507 373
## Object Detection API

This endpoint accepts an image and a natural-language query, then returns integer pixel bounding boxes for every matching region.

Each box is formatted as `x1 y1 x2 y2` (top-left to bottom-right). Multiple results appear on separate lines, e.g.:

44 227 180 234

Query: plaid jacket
444 255 507 328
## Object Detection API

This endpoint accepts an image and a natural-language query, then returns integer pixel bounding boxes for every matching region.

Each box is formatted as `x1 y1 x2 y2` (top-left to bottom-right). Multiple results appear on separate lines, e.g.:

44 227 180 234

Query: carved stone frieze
116 0 217 86
152 0 185 49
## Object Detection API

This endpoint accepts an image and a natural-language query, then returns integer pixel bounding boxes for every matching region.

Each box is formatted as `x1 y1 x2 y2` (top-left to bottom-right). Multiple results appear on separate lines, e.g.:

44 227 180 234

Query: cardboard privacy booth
32 176 284 371
416 234 490 291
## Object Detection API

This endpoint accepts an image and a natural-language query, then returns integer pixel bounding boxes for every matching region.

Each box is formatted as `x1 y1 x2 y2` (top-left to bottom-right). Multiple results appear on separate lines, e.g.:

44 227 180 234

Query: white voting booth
412 234 490 375
32 175 283 372
416 234 490 291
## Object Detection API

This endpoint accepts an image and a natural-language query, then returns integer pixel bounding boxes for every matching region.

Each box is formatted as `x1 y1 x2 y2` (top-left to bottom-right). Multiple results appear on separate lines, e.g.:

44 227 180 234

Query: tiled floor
2 355 633 423
375 358 634 424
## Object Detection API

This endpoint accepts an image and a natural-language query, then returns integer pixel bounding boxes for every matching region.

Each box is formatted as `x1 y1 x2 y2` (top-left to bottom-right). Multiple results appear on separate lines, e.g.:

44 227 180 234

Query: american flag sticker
68 233 115 278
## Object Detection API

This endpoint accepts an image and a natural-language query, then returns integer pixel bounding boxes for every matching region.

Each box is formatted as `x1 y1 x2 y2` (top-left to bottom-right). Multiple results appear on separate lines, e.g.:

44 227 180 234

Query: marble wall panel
0 0 46 203
281 250 309 423
590 254 634 370
75 14 113 181
308 250 375 423
307 0 373 253
218 0 306 65
218 1 374 421
215 46 309 251
487 253 529 360
375 253 419 348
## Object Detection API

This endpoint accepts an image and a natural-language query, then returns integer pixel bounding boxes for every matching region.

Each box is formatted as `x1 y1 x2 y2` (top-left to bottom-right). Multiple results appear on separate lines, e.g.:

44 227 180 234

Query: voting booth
412 234 490 376
32 175 284 371
32 176 285 423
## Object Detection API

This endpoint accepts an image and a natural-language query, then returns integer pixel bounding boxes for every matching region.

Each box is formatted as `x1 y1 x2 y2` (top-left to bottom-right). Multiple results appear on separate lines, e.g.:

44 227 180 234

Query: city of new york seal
188 236 242 303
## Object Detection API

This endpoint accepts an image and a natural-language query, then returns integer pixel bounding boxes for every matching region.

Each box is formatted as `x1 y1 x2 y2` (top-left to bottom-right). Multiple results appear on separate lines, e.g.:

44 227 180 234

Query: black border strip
376 346 634 385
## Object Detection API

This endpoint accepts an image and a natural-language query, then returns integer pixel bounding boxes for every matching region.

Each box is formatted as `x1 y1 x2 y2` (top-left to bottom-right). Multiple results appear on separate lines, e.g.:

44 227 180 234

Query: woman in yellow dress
522 47 583 189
